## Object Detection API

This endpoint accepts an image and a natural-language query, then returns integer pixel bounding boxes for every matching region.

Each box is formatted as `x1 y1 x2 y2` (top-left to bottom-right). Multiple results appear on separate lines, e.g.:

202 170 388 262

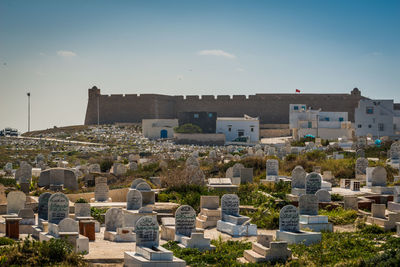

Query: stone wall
85 87 370 125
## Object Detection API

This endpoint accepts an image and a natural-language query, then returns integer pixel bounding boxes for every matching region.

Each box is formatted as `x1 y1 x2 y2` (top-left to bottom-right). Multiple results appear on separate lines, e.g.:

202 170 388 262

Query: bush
358 224 386 234
91 207 108 224
319 207 358 225
75 198 88 203
162 238 251 266
0 177 16 187
174 123 202 133
331 193 344 201
100 158 113 172
0 237 86 266
0 237 14 246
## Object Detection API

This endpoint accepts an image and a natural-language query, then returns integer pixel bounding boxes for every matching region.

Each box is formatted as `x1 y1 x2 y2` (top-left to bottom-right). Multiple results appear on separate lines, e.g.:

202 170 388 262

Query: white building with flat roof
290 104 353 140
216 115 259 143
142 119 178 139
355 99 398 138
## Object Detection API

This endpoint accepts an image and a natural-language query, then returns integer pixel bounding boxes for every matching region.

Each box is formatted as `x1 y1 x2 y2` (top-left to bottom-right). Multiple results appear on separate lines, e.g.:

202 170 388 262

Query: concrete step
252 242 268 257
243 249 266 263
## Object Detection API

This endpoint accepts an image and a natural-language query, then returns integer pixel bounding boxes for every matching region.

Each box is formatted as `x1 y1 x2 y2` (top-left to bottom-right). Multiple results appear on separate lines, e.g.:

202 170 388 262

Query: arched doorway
160 129 168 139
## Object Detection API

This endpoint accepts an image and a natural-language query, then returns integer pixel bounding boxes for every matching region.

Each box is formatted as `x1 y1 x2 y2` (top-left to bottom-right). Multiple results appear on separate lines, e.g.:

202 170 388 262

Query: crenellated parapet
84 86 367 125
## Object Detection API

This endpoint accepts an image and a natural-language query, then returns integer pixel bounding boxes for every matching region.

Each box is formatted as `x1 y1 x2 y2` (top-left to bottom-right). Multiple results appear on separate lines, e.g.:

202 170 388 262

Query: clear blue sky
0 0 399 132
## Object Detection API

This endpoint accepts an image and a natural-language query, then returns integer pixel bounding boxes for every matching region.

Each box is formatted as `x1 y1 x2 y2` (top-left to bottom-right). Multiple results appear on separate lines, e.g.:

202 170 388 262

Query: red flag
296 89 301 93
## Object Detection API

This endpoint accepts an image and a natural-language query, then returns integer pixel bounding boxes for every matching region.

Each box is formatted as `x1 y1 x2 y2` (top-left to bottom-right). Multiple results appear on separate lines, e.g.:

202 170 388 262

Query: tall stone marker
126 189 142 210
38 192 52 220
7 191 26 214
279 205 299 232
305 172 322 195
135 216 159 247
48 192 69 224
175 205 196 237
221 194 239 217
94 177 109 202
299 194 318 216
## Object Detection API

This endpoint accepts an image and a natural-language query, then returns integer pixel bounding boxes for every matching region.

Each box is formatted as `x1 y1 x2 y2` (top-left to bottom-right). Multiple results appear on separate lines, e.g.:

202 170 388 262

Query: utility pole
97 94 100 125
27 92 31 132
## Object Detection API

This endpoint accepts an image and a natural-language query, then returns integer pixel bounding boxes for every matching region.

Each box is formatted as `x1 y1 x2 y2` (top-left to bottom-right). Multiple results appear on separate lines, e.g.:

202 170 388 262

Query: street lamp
27 92 31 132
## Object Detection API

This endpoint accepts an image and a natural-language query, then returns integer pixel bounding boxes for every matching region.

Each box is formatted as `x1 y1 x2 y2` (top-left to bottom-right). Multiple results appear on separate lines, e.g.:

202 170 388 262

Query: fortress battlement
84 86 366 125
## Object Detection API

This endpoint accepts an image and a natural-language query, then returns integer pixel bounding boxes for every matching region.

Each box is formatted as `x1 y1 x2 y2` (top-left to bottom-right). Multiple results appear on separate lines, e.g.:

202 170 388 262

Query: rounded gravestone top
305 172 322 195
7 191 26 214
221 194 239 216
291 166 306 188
175 205 196 237
131 178 147 189
58 217 79 232
48 192 69 224
126 189 142 210
316 189 331 203
105 208 124 231
279 205 299 232
136 182 151 191
299 194 318 215
135 215 159 248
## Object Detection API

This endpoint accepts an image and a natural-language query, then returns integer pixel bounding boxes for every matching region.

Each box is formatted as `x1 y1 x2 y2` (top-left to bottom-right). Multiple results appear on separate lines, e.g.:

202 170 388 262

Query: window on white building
378 123 384 131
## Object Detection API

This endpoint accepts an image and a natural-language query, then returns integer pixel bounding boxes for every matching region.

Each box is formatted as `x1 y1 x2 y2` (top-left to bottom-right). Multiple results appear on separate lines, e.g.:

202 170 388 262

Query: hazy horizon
1 0 399 133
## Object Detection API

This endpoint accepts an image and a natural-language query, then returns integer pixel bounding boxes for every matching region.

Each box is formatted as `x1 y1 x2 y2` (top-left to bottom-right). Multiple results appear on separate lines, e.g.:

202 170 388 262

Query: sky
0 0 399 132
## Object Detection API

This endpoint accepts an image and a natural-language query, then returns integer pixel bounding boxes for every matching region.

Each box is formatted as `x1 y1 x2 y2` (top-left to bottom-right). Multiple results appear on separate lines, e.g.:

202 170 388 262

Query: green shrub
358 224 386 234
330 193 344 201
75 198 88 203
174 123 202 133
100 158 113 172
91 207 108 224
0 177 16 187
319 207 358 225
290 232 383 266
162 238 251 266
0 237 86 266
0 237 14 246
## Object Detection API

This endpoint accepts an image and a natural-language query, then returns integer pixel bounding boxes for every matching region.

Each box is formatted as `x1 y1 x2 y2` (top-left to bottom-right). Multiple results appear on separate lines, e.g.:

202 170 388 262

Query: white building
355 99 399 138
142 119 178 139
216 115 259 143
290 104 353 140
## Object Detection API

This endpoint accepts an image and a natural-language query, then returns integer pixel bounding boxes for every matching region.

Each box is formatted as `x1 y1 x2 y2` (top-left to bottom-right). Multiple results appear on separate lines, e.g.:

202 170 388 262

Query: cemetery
1 125 400 266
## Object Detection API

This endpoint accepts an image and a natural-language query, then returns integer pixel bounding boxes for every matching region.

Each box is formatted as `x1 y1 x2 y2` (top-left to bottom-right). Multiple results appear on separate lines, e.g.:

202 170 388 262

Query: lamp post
27 92 31 132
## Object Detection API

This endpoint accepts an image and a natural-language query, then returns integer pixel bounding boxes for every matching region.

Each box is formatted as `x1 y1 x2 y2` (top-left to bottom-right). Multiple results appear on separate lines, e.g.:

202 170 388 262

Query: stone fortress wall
84 86 371 126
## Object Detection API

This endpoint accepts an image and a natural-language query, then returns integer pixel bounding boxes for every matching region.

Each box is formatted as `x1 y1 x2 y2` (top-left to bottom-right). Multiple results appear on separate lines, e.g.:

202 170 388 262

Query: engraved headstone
266 159 279 176
371 166 387 187
126 189 142 210
299 194 318 215
279 205 299 232
305 172 322 195
105 208 124 231
136 182 151 191
38 192 52 220
88 163 101 173
15 163 32 183
135 215 159 247
291 166 306 188
94 177 109 202
131 178 147 189
7 191 26 214
48 192 69 224
221 194 239 216
355 157 368 176
315 189 331 202
175 205 196 237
